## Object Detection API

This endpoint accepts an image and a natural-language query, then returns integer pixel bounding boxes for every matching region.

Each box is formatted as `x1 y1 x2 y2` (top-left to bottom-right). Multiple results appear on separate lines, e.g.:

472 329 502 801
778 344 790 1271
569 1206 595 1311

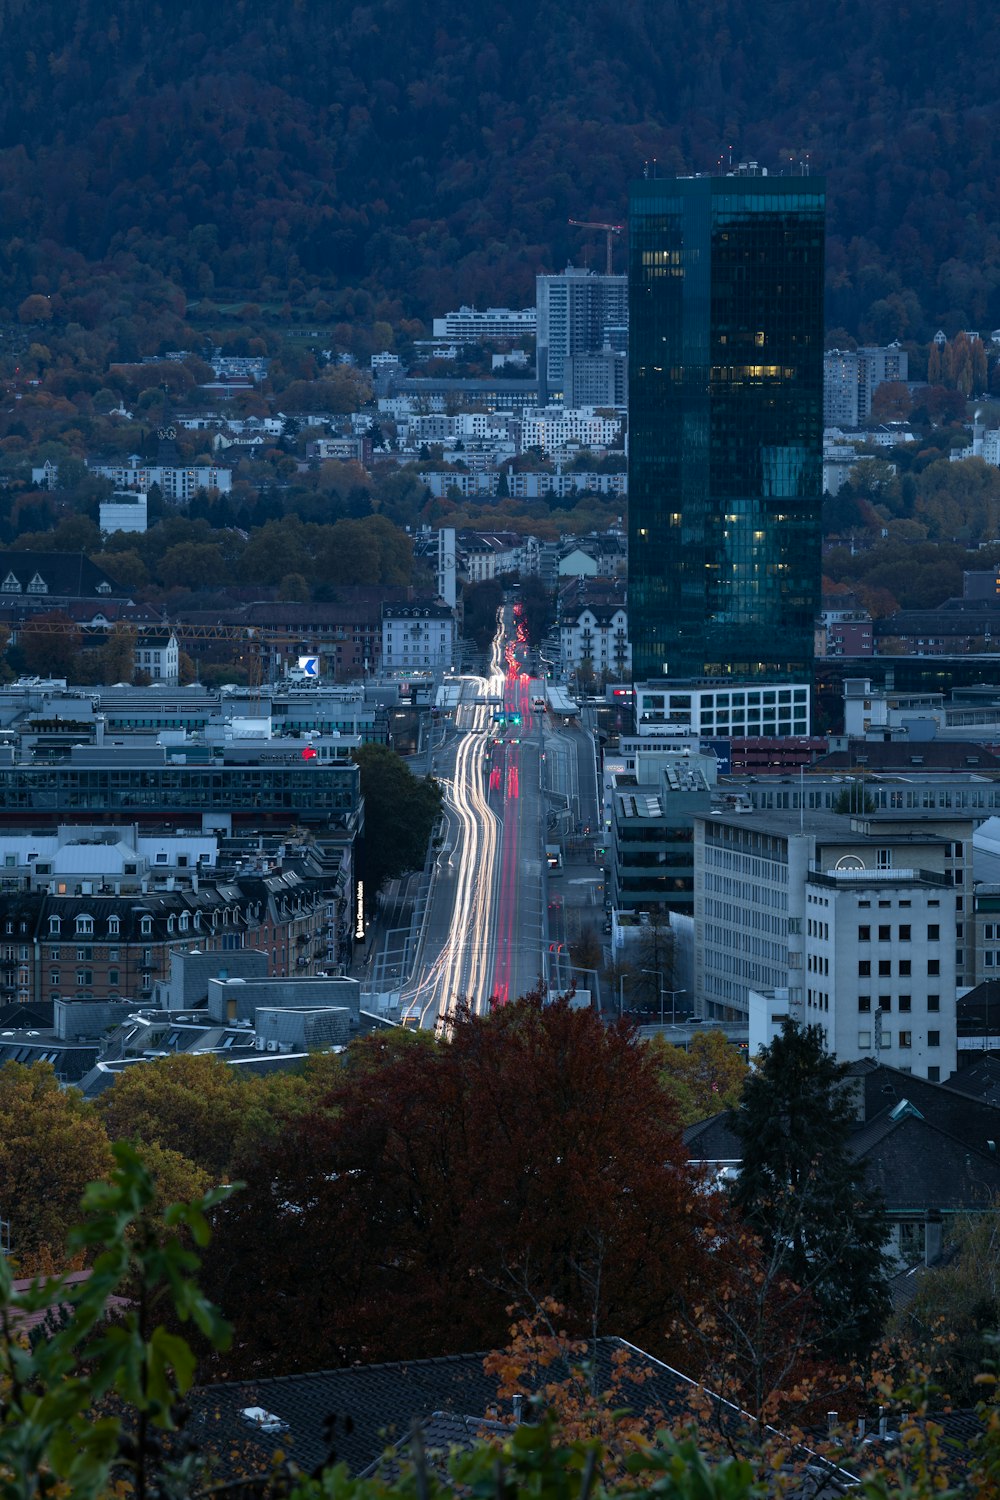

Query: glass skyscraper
628 172 825 683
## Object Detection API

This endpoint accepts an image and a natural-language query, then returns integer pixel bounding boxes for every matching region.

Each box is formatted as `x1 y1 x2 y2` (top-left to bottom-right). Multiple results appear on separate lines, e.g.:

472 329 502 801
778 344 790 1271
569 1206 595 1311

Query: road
399 606 548 1025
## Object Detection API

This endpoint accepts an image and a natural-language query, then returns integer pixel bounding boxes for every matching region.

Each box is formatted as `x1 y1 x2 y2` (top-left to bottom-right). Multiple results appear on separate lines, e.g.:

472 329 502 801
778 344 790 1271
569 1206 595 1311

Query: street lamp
618 971 631 1019
642 969 687 1027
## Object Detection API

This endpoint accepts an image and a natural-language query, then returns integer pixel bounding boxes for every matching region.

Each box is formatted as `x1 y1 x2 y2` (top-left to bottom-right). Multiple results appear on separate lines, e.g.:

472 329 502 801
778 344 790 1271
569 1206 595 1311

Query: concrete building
381 601 456 671
100 492 148 536
695 805 967 1076
88 456 232 501
748 866 956 1081
431 306 537 342
536 268 628 404
563 347 627 408
521 406 622 454
823 343 909 428
634 681 811 738
609 753 716 915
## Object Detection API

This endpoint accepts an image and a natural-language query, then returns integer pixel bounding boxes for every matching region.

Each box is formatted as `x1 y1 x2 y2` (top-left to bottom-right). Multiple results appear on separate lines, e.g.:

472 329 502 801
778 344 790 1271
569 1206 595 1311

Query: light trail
405 614 506 1027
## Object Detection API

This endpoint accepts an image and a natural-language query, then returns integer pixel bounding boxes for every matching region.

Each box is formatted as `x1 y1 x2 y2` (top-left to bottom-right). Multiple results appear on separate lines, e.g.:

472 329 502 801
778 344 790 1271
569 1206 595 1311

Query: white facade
134 633 180 685
89 457 232 500
635 681 811 738
697 809 967 1079
381 604 456 669
560 603 631 678
431 306 537 341
100 492 148 535
521 406 622 454
798 868 957 1081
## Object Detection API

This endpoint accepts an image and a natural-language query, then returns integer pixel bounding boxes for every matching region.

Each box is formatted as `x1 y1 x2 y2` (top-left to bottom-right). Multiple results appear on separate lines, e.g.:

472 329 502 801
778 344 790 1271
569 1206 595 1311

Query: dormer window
75 914 93 936
167 915 175 935
140 915 152 936
26 573 48 595
96 582 112 595
1 573 20 594
179 912 190 932
48 916 61 935
108 916 120 936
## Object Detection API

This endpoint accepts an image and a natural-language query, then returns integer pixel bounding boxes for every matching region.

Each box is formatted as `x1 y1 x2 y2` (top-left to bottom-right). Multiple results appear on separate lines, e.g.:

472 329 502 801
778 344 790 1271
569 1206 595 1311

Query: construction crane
568 219 624 276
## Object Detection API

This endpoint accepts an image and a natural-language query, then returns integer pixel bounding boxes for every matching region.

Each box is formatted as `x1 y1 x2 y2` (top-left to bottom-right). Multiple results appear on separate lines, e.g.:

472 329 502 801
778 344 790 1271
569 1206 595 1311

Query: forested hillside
0 0 998 338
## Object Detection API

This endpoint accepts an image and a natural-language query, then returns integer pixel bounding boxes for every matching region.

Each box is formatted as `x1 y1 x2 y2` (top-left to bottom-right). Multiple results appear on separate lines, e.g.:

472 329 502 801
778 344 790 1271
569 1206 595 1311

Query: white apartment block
89 457 232 501
635 681 811 738
431 306 537 341
521 406 622 454
950 421 1000 466
696 807 970 1062
381 602 456 670
559 602 631 678
822 343 908 428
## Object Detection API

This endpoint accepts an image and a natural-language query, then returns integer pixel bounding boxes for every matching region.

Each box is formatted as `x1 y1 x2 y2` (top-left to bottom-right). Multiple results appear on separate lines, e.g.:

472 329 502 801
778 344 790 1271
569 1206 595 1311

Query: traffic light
511 712 521 725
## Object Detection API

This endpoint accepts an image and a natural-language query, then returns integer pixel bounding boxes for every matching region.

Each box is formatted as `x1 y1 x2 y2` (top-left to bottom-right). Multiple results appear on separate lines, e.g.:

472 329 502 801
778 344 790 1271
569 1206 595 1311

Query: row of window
857 1030 940 1049
859 959 939 977
858 995 941 1012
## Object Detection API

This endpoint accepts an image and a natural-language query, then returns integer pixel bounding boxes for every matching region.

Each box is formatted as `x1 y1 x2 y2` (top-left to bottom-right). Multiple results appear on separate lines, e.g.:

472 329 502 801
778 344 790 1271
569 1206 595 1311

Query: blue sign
298 656 319 678
700 738 732 775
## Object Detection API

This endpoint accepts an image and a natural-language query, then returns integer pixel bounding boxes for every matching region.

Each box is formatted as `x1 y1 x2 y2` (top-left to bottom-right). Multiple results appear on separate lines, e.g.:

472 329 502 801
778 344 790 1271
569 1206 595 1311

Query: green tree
353 743 442 903
730 1020 891 1364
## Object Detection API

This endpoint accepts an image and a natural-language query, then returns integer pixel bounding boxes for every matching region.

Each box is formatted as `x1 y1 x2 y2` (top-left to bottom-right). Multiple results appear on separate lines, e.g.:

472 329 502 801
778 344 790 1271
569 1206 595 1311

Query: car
532 697 546 711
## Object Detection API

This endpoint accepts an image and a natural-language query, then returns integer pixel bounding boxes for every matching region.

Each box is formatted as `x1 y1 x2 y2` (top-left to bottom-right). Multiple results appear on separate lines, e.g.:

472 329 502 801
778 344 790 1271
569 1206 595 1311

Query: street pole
619 972 628 1018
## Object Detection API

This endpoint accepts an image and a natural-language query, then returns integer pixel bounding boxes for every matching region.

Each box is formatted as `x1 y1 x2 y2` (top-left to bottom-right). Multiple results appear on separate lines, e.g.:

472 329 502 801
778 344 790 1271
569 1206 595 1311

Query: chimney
512 1395 522 1425
925 1208 943 1267
878 1407 888 1441
827 1411 838 1437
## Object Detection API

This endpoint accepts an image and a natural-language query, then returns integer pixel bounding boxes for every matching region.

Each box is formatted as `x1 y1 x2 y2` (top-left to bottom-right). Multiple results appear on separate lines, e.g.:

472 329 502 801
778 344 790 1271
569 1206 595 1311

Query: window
899 1031 912 1049
858 1031 872 1049
878 995 891 1011
899 959 911 977
140 916 152 936
881 1033 892 1047
928 959 940 976
928 1066 940 1082
858 995 871 1012
878 959 892 976
76 947 92 961
48 916 60 936
858 925 871 942
899 995 911 1012
858 960 871 977
899 925 911 941
879 925 891 941
75 915 93 936
928 1030 941 1048
75 970 92 986
108 916 120 936
928 994 940 1012
928 924 939 941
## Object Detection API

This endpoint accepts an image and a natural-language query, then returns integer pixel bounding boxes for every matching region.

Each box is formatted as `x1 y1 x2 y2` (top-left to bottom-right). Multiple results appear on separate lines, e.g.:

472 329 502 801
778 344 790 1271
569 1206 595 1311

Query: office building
536 268 628 404
823 343 909 428
628 169 825 683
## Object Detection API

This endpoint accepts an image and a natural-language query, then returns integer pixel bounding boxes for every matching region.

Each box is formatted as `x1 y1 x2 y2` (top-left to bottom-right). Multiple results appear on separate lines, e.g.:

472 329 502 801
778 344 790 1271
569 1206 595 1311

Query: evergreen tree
730 1020 891 1364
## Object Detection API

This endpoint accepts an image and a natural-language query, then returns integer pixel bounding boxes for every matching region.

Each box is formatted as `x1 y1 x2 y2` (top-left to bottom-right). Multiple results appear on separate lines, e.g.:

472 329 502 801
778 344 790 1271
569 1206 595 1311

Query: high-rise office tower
628 170 825 683
536 267 628 404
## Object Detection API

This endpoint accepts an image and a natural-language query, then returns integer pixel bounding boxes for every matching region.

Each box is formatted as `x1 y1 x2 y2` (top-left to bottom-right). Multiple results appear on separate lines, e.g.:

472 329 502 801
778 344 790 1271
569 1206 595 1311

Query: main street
399 606 548 1026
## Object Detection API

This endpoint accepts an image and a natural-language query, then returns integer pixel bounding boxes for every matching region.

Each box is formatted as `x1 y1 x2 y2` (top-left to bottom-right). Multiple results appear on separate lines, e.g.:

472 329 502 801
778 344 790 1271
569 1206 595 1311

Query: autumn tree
202 996 714 1377
731 1021 891 1365
96 1052 303 1180
18 610 82 679
0 1062 113 1269
646 1030 748 1126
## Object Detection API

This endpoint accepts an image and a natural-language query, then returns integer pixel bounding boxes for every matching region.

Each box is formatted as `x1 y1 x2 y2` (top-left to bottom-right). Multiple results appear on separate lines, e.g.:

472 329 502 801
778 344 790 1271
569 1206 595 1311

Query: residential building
563 347 627 408
950 420 1000 466
521 406 622 454
628 168 824 682
99 491 148 536
88 456 232 501
559 592 631 681
818 606 874 657
822 343 908 428
536 267 628 403
305 436 372 464
381 602 456 671
134 631 179 685
431 306 537 342
0 552 126 603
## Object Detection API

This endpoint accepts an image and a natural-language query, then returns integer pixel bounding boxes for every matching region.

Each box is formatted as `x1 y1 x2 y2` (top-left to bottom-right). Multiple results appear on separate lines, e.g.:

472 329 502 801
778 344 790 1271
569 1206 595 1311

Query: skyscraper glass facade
628 174 825 683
